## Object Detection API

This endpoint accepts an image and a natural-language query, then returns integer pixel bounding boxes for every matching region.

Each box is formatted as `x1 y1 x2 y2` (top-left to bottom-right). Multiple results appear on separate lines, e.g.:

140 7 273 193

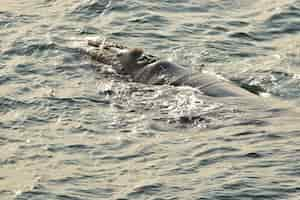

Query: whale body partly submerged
87 40 256 98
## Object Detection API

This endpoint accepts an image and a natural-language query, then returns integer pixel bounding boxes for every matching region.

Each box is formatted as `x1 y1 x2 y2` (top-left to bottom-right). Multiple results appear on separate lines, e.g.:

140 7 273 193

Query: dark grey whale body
86 40 255 97
115 48 256 97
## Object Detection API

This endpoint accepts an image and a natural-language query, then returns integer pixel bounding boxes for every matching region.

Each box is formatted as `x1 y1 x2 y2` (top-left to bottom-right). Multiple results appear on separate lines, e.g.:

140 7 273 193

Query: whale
87 40 256 97
115 48 256 97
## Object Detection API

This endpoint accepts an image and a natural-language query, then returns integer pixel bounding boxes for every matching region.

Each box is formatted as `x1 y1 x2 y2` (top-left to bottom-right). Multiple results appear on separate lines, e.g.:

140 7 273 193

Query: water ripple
1 0 300 200
70 0 111 20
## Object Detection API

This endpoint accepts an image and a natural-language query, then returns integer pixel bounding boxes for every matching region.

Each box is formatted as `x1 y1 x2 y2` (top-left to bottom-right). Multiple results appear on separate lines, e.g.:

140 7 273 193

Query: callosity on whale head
116 48 144 74
86 39 151 75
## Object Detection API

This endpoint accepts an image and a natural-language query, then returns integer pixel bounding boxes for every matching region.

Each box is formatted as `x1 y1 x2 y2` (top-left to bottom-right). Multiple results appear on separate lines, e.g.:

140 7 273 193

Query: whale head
116 48 144 74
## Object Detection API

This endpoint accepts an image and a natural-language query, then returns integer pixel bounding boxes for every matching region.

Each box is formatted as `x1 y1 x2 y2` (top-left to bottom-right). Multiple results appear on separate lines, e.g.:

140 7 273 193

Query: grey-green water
1 0 300 199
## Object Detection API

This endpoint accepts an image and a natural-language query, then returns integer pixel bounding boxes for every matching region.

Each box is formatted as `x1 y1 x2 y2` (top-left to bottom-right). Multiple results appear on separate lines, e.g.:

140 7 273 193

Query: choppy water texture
1 0 300 199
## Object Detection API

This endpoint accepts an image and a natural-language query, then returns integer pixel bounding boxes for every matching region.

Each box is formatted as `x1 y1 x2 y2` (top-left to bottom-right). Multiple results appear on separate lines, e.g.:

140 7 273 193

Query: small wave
16 190 85 200
46 144 94 154
69 0 111 20
229 32 267 42
2 42 57 57
0 11 39 28
231 70 300 98
127 183 163 197
260 5 300 36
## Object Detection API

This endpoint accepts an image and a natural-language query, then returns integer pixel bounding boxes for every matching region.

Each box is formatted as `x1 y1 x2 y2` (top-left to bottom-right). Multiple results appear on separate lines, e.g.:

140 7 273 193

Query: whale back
172 73 255 97
132 60 255 97
133 61 189 84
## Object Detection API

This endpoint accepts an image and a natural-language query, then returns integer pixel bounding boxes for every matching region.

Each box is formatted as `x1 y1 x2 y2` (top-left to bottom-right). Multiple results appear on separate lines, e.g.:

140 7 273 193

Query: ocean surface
1 0 300 199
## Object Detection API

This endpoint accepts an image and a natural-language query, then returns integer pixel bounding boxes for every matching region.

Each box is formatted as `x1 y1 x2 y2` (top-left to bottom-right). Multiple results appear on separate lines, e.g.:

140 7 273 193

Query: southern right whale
87 40 256 98
115 48 256 97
